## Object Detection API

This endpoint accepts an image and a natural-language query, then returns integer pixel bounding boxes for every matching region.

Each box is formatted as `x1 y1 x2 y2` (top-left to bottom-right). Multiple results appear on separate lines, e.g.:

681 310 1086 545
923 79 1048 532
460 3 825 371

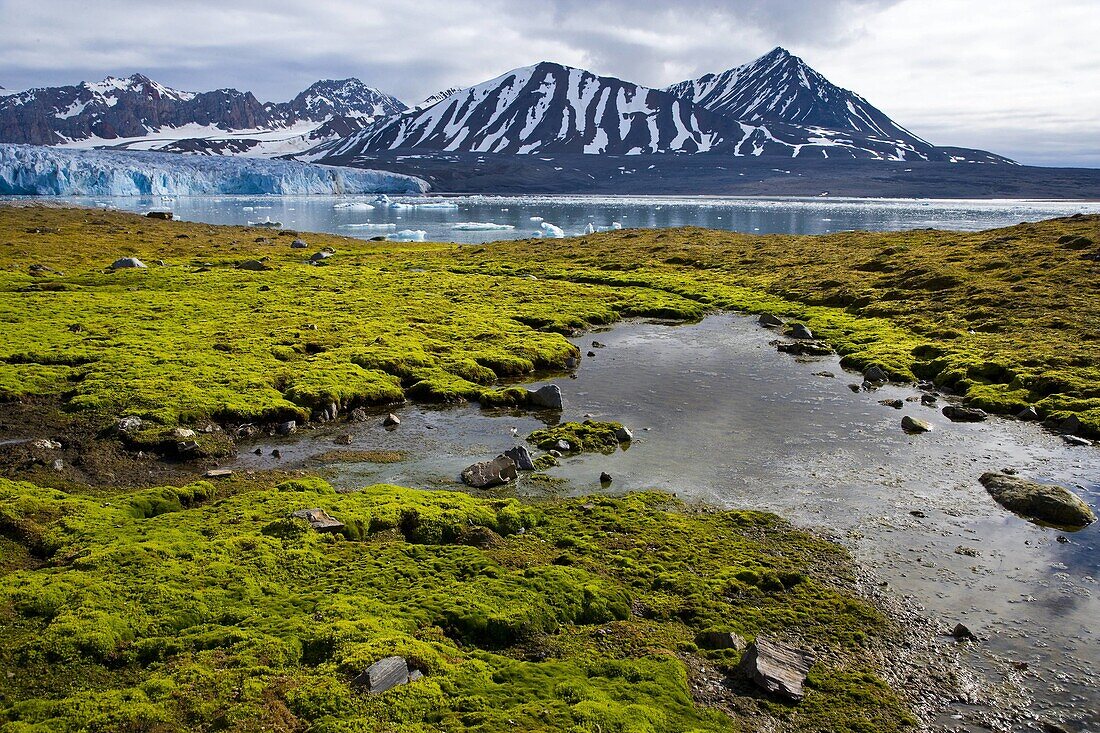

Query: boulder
943 405 988 422
695 630 747 651
738 637 815 701
237 259 271 271
921 394 938 406
599 471 613 484
461 455 518 489
758 314 784 328
290 508 345 533
979 472 1095 528
352 656 409 694
117 416 144 433
951 623 977 642
1016 406 1039 421
614 426 634 443
787 323 814 340
277 420 297 436
383 413 400 428
145 211 173 220
291 238 308 249
503 445 535 471
309 251 333 263
863 365 889 384
110 257 147 270
901 416 932 433
529 384 563 410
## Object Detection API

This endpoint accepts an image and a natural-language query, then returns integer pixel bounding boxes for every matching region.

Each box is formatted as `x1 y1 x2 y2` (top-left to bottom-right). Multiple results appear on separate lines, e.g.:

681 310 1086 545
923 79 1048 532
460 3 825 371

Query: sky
1 0 1097 166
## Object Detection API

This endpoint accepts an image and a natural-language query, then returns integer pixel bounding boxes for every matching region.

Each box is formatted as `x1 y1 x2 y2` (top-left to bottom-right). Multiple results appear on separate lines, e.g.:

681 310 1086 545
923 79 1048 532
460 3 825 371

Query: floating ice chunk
389 229 427 241
334 202 375 210
412 201 459 209
342 222 397 229
540 222 565 238
451 222 515 231
529 216 544 222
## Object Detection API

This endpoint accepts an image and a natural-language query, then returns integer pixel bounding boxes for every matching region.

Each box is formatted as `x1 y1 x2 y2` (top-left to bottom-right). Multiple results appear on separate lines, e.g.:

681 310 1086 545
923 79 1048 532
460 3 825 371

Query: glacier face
0 144 429 196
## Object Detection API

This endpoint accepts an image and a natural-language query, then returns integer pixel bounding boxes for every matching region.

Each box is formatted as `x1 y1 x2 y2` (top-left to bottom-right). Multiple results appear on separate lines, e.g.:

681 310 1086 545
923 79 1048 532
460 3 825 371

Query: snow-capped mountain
0 74 406 156
313 54 1010 164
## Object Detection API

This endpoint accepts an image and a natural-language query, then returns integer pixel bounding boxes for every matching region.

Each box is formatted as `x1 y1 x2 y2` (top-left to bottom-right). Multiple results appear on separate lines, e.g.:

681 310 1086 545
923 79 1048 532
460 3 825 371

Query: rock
1057 415 1082 435
317 402 338 422
528 384 563 410
599 471 613 484
110 257 147 269
408 669 424 682
565 356 579 369
951 623 977 641
1063 435 1092 447
1016 406 1039 421
176 440 201 455
277 420 297 436
787 323 814 340
738 637 814 701
291 238 308 249
383 413 400 428
117 415 144 433
548 449 562 458
863 365 889 383
910 510 927 518
29 438 62 450
587 350 596 357
309 251 333 263
979 472 1096 527
776 341 832 356
920 394 938 406
204 468 233 479
695 630 747 651
879 399 904 409
555 439 572 452
503 445 535 471
145 211 173 220
461 455 518 489
271 449 282 458
171 428 196 440
954 545 980 557
813 371 835 378
591 341 606 348
614 426 633 443
290 508 345 533
901 416 932 433
758 313 784 327
334 434 354 446
237 259 271 271
352 656 409 694
51 458 64 471
847 384 861 393
942 405 988 422
349 407 369 422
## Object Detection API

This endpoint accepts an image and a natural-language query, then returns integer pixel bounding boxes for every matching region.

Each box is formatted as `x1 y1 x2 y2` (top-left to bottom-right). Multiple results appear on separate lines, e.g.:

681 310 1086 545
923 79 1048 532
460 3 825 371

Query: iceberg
0 144 429 196
540 221 565 238
389 229 427 241
451 222 515 231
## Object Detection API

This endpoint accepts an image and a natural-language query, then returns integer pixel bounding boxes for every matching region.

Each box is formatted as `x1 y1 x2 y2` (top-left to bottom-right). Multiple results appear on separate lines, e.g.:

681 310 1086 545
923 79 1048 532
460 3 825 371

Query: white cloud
0 0 1097 165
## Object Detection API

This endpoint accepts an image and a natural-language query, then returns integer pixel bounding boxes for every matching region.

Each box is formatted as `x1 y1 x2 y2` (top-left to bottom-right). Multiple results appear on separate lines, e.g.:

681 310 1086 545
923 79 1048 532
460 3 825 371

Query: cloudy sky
1 0 1097 166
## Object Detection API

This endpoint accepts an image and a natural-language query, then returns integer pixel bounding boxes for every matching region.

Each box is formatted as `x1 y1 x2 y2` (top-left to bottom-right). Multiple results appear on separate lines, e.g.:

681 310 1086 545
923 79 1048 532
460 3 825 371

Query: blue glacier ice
0 144 429 196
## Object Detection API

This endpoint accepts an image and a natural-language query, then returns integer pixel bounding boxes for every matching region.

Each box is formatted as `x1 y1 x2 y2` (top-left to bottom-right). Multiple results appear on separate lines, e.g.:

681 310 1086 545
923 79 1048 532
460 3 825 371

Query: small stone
334 434 354 446
921 394 937 406
237 259 271 271
1058 415 1082 435
776 340 832 356
503 445 535 471
548 450 562 458
254 448 262 455
171 428 196 440
408 669 424 682
309 251 333 262
29 438 62 450
758 313 784 327
787 323 814 339
599 471 613 484
528 384 563 410
176 440 201 455
51 458 64 471
591 341 606 348
587 350 596 357
349 407 369 422
291 238 308 249
271 449 282 458
848 384 861 393
954 545 980 557
813 371 835 378
117 416 144 433
290 508 345 533
1016 406 1039 421
461 455 518 489
555 439 572 452
109 257 147 270
614 426 633 443
910 510 927 518
145 211 173 220
383 413 400 428
277 420 297 436
901 415 932 433
204 468 233 479
352 656 409 694
942 405 988 422
879 399 904 409
951 623 977 642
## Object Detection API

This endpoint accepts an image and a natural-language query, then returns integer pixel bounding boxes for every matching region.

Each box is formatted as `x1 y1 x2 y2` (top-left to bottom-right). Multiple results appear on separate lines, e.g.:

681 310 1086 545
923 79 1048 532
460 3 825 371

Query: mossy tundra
0 476 913 732
1 207 1097 438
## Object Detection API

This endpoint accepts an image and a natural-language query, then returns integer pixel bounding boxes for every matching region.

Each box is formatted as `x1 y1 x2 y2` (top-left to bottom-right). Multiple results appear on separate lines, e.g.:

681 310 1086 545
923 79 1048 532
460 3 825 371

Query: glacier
0 144 429 196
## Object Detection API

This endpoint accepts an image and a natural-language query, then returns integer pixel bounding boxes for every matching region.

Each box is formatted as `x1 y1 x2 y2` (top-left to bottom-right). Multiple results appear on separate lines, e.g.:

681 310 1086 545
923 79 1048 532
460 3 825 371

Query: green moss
528 420 625 454
0 478 912 732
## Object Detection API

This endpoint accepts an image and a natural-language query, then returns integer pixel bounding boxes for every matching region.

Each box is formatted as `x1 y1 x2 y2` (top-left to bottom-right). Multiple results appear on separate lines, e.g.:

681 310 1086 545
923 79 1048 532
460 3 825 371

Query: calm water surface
67 193 1100 241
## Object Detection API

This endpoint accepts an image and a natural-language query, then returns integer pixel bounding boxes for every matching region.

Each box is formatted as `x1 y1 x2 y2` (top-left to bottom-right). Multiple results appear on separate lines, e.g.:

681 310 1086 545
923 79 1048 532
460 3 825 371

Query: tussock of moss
528 420 625 454
0 478 912 732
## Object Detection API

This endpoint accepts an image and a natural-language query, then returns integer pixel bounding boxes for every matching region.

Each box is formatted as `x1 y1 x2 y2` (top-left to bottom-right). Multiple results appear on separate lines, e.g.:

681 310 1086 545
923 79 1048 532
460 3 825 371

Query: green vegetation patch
528 420 625 454
0 477 912 732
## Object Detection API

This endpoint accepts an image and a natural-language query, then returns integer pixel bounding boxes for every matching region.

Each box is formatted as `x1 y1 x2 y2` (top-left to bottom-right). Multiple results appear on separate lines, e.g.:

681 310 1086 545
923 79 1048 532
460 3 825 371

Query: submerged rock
739 637 814 701
461 455 518 489
979 472 1096 528
528 384 563 411
290 508 345 533
599 471 613 484
942 405 988 422
352 656 410 694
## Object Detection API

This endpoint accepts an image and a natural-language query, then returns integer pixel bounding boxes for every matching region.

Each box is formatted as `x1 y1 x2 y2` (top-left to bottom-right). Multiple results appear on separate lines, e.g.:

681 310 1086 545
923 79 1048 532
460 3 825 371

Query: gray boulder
277 420 297 435
615 426 634 443
353 656 410 694
1016 406 1039 421
309 251 333 263
863 365 889 383
979 472 1095 528
117 416 144 433
461 455 518 489
503 445 535 471
739 637 815 701
290 508 345 533
383 413 400 428
758 314 784 328
943 405 988 422
787 323 814 340
529 384 563 410
291 238 308 249
110 257 147 270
